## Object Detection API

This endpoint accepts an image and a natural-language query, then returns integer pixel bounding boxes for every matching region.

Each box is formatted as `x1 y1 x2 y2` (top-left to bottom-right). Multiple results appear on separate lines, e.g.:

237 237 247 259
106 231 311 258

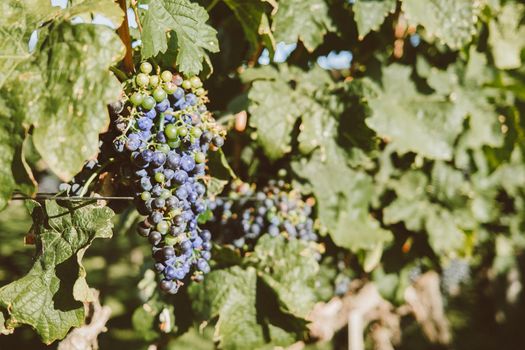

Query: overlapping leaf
365 64 464 160
272 0 335 52
402 0 479 49
223 0 275 53
488 2 525 70
190 266 265 349
0 201 114 344
293 143 392 252
352 0 396 38
243 65 333 159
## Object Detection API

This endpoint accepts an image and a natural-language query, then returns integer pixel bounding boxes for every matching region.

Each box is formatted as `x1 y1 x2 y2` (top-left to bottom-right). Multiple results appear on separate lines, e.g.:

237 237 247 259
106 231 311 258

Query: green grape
190 127 202 139
195 87 205 96
142 96 156 110
136 73 149 87
164 82 177 94
168 139 181 148
194 152 206 164
140 62 153 74
141 191 151 201
164 124 178 139
130 92 144 106
149 75 160 87
190 76 202 88
178 127 188 137
155 172 165 183
161 70 173 82
157 221 169 234
157 144 170 153
153 87 167 102
181 80 192 90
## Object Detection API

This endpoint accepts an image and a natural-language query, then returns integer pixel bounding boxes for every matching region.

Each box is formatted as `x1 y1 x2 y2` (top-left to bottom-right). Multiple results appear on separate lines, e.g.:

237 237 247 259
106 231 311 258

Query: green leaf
248 79 297 159
425 207 465 255
383 170 468 256
365 64 464 159
402 0 479 49
31 23 124 181
293 145 392 252
141 0 219 75
248 236 319 318
272 0 335 52
244 65 333 159
0 201 114 344
223 0 275 53
64 0 124 27
488 2 525 69
352 0 396 39
424 53 503 151
0 96 36 210
207 177 228 197
189 266 266 349
0 119 18 211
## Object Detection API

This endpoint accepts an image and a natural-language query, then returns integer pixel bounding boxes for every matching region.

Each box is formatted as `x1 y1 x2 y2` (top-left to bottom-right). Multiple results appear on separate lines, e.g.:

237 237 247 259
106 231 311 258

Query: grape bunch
206 180 318 249
441 258 470 295
110 62 225 294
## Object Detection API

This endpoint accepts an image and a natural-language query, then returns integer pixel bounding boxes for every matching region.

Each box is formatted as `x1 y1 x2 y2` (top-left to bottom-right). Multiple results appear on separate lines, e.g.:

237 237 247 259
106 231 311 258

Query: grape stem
78 160 113 197
130 0 143 33
206 0 220 11
110 66 129 81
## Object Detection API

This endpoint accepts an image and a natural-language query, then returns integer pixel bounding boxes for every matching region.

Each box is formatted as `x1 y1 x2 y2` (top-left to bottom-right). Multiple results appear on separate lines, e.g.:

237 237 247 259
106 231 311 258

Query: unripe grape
149 75 160 87
130 92 144 106
155 172 165 183
161 70 173 82
194 152 206 164
136 73 149 87
164 81 177 94
190 76 202 88
178 127 188 137
142 96 156 110
165 124 178 139
140 62 153 74
181 80 192 90
153 87 167 102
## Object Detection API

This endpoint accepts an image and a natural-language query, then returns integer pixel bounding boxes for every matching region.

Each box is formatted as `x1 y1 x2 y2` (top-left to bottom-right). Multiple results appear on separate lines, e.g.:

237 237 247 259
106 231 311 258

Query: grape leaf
0 119 18 211
272 0 335 52
383 170 467 255
140 0 219 75
30 23 124 181
0 97 36 211
424 52 503 151
352 0 396 39
223 0 275 53
189 266 266 349
488 2 525 70
0 201 114 344
248 236 319 318
365 64 464 159
402 0 478 49
244 65 333 159
293 144 392 252
248 79 298 159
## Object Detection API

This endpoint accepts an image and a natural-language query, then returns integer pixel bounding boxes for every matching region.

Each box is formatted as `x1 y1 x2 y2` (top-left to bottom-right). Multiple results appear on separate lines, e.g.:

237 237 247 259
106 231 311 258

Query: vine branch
116 0 134 74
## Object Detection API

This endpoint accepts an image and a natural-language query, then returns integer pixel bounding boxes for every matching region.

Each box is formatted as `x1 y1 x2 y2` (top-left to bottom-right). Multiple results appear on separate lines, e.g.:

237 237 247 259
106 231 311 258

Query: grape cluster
441 258 470 295
206 180 318 249
111 62 225 294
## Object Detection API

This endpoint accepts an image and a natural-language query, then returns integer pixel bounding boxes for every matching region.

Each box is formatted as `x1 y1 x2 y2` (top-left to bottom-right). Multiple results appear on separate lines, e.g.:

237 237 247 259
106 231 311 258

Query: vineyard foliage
0 0 525 349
